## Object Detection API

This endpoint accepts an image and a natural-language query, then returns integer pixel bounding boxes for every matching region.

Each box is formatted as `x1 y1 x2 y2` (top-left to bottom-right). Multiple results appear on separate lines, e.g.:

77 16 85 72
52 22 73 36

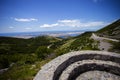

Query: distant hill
97 19 120 40
0 36 60 54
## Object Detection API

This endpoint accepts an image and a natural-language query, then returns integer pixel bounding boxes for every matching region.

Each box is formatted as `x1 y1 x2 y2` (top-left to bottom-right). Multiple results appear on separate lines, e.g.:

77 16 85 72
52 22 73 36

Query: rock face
34 51 120 80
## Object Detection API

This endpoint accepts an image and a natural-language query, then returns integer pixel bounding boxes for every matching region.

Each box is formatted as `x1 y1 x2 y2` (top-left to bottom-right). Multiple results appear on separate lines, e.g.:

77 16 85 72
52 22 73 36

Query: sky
0 0 120 33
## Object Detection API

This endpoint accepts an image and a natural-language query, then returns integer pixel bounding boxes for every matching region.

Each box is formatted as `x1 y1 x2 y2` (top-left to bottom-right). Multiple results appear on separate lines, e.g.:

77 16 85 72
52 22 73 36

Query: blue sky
0 0 120 33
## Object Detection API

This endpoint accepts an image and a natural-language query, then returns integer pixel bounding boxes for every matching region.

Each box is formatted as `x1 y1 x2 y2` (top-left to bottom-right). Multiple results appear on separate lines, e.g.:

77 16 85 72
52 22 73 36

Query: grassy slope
55 32 99 56
0 36 61 80
0 32 99 80
96 19 120 53
97 19 120 39
0 36 60 54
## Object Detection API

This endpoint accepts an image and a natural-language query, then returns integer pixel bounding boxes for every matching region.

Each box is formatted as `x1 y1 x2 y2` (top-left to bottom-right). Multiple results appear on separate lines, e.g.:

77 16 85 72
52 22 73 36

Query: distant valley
0 31 84 39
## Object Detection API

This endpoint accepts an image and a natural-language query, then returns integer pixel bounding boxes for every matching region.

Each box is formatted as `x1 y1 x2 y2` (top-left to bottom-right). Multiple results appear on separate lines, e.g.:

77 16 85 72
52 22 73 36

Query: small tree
35 46 52 60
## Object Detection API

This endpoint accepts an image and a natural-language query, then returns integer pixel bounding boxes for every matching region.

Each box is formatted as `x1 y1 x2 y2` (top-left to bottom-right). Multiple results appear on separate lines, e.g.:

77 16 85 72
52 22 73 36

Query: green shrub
35 46 52 59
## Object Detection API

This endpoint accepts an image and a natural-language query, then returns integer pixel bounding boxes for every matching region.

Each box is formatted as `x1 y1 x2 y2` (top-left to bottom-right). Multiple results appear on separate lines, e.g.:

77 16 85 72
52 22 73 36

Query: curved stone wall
34 51 120 80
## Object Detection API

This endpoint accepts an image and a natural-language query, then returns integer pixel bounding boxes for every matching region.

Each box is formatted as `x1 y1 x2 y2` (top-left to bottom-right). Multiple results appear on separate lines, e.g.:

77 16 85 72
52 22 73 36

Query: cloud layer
14 18 38 22
40 23 59 28
40 19 108 28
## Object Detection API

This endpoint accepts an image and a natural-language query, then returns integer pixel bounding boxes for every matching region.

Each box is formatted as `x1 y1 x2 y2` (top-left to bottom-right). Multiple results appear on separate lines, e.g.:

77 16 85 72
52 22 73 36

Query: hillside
54 19 120 56
0 36 60 54
0 36 61 80
97 19 120 40
54 32 99 56
96 19 120 53
0 32 101 80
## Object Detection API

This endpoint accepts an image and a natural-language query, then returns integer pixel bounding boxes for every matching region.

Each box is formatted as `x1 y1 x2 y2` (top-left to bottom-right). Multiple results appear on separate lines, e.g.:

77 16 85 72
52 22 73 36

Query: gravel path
91 33 119 42
98 41 112 51
91 33 114 51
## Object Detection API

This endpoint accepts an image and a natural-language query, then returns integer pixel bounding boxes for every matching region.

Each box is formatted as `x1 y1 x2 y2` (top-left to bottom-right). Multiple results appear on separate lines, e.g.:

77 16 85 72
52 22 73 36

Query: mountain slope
0 36 61 80
55 19 120 55
95 19 120 52
0 36 60 54
55 32 99 56
97 19 120 40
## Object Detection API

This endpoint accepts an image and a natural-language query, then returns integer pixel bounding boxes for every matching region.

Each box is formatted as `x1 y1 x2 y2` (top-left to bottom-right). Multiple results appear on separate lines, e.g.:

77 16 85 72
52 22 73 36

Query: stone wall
34 51 120 80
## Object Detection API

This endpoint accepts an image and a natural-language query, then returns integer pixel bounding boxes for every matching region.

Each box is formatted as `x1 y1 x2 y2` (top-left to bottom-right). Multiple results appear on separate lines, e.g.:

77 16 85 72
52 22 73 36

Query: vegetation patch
55 32 99 56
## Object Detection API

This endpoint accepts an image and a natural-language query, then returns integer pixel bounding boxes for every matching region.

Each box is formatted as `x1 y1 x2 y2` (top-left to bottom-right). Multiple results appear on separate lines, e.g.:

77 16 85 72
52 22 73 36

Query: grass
0 36 61 80
55 39 75 56
59 39 76 50
55 32 99 56
0 56 52 80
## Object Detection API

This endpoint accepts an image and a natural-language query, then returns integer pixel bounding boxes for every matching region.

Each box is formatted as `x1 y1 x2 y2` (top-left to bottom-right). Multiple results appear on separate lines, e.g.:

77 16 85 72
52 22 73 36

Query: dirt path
91 33 119 42
91 33 116 51
98 41 112 51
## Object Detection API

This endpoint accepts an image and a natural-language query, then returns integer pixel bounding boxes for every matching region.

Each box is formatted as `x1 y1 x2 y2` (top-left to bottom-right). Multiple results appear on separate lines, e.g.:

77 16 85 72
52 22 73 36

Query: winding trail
91 33 119 51
91 33 119 42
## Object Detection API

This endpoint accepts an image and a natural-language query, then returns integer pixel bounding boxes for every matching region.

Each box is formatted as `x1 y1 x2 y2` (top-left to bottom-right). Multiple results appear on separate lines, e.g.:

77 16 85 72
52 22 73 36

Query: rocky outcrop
34 51 120 80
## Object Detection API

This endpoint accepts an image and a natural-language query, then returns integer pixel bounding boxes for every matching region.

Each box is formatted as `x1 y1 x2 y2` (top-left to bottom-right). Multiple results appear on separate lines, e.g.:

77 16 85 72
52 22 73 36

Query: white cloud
25 27 32 30
78 22 105 27
9 26 14 29
58 19 80 27
14 18 38 22
58 20 79 23
40 19 107 28
40 23 59 28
